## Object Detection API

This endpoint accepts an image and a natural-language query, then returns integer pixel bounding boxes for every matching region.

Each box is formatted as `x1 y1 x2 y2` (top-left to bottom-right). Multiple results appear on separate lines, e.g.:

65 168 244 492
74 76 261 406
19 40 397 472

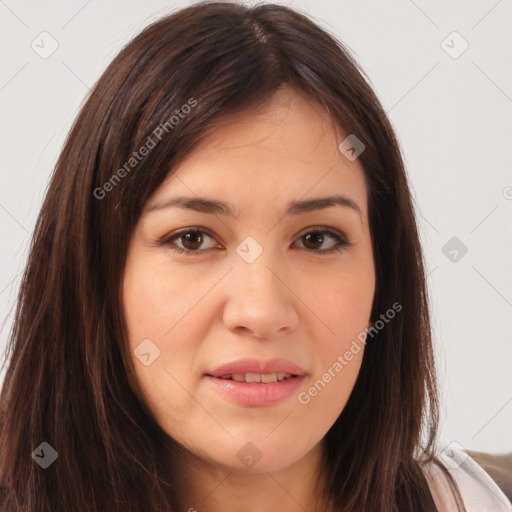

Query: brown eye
160 228 218 254
180 231 204 251
294 229 349 253
301 231 325 250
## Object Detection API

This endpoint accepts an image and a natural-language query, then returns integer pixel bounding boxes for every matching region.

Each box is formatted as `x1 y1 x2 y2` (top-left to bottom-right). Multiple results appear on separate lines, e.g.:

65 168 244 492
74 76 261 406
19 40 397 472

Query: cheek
124 271 161 337
123 257 207 418
297 276 369 430
123 263 183 395
298 349 363 445
301 259 375 345
123 256 190 345
294 259 373 422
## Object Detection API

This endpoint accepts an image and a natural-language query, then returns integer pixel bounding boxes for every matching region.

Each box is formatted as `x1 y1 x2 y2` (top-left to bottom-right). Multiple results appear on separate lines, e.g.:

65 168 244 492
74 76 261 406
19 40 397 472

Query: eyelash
157 226 351 256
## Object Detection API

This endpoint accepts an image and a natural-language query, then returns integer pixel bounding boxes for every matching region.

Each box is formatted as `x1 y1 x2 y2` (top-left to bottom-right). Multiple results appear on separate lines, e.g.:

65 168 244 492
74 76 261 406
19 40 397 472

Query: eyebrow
146 194 362 220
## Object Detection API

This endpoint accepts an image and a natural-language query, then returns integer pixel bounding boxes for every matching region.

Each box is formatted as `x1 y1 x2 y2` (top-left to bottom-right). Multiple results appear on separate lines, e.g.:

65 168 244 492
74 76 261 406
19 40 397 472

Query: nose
222 250 300 340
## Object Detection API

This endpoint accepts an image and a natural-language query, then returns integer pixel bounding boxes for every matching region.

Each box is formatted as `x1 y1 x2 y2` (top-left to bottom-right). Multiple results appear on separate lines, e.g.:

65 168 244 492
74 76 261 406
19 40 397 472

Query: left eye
295 229 349 252
158 227 350 255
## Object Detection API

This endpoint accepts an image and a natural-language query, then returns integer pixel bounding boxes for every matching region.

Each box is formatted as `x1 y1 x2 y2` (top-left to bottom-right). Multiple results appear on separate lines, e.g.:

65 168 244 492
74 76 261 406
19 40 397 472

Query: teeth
261 373 278 383
219 373 294 383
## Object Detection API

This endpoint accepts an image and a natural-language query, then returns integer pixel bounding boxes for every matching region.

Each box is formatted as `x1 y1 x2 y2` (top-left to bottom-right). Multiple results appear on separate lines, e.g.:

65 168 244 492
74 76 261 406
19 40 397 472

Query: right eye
159 228 220 255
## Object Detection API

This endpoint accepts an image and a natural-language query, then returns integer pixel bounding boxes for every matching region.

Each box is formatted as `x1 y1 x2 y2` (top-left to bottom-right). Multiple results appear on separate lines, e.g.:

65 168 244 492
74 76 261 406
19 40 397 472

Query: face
122 86 375 475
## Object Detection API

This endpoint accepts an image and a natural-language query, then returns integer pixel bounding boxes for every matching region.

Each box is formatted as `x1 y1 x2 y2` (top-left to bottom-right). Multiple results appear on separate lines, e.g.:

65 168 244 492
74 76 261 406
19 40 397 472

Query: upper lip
206 357 308 377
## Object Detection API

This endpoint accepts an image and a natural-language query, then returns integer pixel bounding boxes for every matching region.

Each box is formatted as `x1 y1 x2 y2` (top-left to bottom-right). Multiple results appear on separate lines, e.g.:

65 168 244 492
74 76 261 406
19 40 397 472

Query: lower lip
205 375 306 407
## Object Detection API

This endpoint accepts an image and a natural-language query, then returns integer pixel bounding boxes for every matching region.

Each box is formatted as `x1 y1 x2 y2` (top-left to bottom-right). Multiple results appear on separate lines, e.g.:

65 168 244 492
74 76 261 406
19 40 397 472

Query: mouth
206 357 308 380
204 357 308 406
206 372 299 383
204 372 306 407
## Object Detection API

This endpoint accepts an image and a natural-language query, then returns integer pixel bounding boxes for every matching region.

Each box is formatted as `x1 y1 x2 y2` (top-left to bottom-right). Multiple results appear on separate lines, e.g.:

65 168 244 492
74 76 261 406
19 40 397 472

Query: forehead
149 87 368 221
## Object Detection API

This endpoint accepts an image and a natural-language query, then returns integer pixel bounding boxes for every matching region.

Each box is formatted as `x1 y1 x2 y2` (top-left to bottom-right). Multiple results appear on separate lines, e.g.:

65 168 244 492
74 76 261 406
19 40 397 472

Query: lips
205 373 306 406
205 357 308 378
204 358 308 406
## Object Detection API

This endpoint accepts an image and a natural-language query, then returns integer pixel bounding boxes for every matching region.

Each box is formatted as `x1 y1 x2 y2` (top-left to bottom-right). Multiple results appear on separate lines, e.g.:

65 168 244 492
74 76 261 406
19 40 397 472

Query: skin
122 85 376 512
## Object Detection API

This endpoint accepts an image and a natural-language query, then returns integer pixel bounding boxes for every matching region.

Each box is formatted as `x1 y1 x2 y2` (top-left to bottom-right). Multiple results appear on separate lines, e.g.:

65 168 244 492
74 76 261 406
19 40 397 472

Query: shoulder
419 443 512 511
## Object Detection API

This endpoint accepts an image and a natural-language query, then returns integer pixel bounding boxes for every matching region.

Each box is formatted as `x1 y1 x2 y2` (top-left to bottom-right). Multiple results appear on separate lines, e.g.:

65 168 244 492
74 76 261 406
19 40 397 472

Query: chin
216 439 305 474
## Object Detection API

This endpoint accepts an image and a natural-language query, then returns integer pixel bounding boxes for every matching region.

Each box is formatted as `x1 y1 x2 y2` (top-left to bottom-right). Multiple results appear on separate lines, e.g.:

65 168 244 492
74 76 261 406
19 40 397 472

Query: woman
0 2 509 511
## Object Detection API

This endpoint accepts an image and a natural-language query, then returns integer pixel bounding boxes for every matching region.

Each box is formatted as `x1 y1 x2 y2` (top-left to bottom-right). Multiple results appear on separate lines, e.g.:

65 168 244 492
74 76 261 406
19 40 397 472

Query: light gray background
1 0 511 454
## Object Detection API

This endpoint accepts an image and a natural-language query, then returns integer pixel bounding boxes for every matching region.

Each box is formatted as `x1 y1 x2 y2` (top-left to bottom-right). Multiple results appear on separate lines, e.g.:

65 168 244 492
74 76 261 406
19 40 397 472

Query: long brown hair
0 2 464 510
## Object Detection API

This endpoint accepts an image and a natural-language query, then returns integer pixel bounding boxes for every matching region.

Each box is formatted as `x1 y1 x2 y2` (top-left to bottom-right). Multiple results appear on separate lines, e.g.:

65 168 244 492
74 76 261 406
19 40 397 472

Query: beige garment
420 443 512 511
